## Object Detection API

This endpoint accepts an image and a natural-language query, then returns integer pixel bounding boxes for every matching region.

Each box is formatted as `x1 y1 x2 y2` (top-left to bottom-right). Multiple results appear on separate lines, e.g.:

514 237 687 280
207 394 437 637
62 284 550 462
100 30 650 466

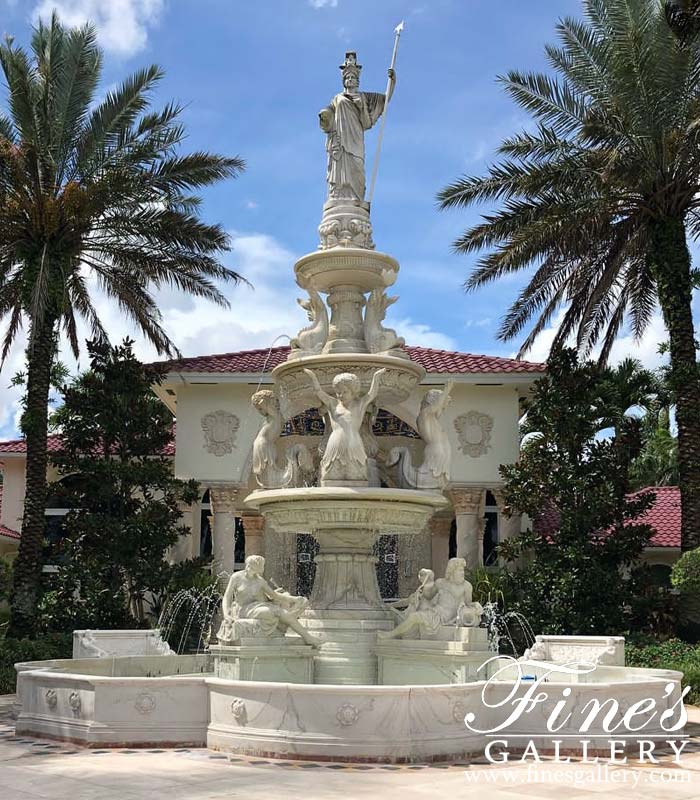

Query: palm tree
0 15 244 637
438 0 700 553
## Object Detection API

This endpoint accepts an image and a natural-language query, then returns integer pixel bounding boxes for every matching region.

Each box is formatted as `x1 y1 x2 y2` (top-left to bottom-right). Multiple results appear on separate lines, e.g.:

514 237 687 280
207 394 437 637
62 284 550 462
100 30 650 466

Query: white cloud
391 318 458 351
308 0 338 8
32 0 164 56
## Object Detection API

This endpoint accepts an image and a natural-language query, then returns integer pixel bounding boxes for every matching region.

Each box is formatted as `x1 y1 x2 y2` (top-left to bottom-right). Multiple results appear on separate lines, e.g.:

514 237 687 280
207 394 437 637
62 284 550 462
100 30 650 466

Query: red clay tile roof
0 430 176 457
157 345 546 376
0 485 20 540
0 434 65 455
628 486 681 548
535 487 681 548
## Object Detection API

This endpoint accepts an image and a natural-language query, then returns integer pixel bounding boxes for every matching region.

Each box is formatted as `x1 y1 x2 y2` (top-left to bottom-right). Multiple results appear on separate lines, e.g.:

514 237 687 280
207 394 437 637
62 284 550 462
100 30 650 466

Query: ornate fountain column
208 482 241 584
449 487 485 572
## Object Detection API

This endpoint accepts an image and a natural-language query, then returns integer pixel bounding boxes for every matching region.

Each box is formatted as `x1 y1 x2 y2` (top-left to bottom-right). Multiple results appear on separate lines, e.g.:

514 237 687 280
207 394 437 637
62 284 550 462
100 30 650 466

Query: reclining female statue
217 555 318 646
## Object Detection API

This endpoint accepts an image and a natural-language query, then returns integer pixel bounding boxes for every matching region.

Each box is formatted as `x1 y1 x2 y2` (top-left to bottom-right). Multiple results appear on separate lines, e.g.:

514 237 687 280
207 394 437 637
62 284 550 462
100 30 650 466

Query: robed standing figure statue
319 52 396 205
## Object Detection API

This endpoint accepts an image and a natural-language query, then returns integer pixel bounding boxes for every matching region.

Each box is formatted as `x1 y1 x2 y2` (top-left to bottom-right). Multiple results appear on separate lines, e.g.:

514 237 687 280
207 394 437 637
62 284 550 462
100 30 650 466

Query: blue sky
0 0 682 437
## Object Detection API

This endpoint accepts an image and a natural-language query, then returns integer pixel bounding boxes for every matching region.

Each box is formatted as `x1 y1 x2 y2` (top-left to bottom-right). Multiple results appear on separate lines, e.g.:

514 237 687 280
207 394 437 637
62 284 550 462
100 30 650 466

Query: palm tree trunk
650 217 700 552
6 316 57 638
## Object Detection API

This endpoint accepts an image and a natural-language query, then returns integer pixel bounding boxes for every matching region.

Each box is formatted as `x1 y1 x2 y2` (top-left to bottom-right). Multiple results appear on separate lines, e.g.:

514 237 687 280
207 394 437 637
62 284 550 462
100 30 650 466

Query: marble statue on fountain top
317 52 396 249
377 558 484 640
217 555 319 647
304 366 386 486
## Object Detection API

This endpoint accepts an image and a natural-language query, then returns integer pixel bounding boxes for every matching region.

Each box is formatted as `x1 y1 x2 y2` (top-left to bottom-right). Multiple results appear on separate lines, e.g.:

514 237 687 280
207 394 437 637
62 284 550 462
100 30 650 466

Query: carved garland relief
454 411 494 458
201 410 240 456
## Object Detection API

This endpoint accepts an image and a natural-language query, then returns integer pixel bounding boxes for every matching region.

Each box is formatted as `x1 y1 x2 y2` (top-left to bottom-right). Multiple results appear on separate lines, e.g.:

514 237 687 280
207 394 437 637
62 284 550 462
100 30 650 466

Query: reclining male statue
377 557 484 640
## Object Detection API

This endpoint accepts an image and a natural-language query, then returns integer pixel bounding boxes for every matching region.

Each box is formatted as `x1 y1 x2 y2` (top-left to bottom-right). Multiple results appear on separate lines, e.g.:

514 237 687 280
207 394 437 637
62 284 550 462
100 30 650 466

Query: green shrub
672 548 700 594
0 634 72 695
626 638 700 705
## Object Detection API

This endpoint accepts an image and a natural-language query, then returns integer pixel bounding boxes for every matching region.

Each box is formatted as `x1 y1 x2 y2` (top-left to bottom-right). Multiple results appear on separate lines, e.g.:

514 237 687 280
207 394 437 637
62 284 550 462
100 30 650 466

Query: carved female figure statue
251 390 284 479
217 555 318 646
377 558 483 640
417 381 454 481
304 367 386 484
388 381 454 489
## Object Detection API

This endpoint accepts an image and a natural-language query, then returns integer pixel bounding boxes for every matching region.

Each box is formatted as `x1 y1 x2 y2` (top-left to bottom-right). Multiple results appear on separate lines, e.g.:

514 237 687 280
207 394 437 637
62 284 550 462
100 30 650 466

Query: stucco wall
1 459 25 532
174 383 261 483
442 383 521 485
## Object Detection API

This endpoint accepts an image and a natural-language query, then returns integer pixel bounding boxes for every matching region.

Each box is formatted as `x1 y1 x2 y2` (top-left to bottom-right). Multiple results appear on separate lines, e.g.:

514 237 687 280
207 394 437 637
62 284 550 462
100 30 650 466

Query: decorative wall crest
45 689 57 710
134 692 157 715
454 411 494 458
201 410 239 456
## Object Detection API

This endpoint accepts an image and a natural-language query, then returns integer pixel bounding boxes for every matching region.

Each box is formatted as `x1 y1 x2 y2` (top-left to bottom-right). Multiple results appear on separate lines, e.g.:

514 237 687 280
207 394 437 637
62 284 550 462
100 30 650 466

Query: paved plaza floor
3 695 700 800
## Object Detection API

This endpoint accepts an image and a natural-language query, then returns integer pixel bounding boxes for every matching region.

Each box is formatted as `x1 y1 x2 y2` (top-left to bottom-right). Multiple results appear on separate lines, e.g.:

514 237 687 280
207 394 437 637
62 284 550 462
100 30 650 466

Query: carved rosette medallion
201 410 240 456
336 702 360 727
230 698 248 725
45 689 58 710
134 692 157 715
454 411 494 458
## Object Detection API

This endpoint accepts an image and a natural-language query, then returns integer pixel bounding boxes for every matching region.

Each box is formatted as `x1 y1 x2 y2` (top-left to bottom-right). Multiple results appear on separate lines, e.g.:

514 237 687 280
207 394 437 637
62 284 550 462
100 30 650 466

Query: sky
0 0 696 439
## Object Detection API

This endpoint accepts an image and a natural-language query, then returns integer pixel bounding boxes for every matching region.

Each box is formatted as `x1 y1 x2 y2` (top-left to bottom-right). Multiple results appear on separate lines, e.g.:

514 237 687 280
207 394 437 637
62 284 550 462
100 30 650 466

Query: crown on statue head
340 51 362 80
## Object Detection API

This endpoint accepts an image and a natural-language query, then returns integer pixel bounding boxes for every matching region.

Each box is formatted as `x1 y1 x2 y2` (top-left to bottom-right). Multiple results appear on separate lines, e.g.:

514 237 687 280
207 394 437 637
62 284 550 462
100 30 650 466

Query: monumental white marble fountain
12 47 687 762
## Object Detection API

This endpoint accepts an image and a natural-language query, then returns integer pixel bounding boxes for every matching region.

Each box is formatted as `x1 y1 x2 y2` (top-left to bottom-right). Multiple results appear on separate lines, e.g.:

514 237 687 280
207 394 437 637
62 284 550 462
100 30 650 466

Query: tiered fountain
13 49 686 763
208 49 489 688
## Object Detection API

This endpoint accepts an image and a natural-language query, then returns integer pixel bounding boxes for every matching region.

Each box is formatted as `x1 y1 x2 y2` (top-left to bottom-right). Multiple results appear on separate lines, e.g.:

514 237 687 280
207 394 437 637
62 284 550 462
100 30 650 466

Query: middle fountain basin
245 486 448 683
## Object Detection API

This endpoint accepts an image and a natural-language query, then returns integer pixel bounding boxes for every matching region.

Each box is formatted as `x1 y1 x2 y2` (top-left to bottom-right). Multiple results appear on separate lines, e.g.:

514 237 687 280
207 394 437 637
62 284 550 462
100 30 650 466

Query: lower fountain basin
14 655 685 762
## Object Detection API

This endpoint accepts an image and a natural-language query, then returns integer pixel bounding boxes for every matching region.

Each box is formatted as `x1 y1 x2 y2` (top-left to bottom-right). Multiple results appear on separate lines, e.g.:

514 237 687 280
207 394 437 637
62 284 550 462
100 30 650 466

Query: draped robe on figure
321 91 385 202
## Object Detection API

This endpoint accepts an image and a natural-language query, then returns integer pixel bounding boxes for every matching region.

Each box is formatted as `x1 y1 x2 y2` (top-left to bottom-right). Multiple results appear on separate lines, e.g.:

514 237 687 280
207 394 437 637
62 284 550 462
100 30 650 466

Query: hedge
626 638 700 706
0 634 72 695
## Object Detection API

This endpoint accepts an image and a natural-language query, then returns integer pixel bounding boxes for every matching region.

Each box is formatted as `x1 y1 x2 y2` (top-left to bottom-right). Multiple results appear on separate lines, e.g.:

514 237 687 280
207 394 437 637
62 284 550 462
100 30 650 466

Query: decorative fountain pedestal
246 487 446 683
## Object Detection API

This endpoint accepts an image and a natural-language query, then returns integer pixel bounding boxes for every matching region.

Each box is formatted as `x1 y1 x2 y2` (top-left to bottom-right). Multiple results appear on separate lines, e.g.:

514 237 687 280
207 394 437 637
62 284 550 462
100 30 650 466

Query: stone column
429 515 452 577
241 512 265 558
324 285 367 354
208 482 240 585
448 487 485 572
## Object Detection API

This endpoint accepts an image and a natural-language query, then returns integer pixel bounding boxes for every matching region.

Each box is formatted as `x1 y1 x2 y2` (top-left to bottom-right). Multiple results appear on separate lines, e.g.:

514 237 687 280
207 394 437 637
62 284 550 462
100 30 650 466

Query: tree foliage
0 14 244 636
438 0 700 554
499 349 664 635
39 339 203 631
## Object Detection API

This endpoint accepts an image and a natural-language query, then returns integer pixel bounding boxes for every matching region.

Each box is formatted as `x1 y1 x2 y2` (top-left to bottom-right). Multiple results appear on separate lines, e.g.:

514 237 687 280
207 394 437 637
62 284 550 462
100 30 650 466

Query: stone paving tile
2 695 700 799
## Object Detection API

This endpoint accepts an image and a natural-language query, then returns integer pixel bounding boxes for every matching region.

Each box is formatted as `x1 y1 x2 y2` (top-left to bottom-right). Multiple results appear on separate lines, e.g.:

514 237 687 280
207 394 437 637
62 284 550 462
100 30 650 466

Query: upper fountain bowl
295 248 399 293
